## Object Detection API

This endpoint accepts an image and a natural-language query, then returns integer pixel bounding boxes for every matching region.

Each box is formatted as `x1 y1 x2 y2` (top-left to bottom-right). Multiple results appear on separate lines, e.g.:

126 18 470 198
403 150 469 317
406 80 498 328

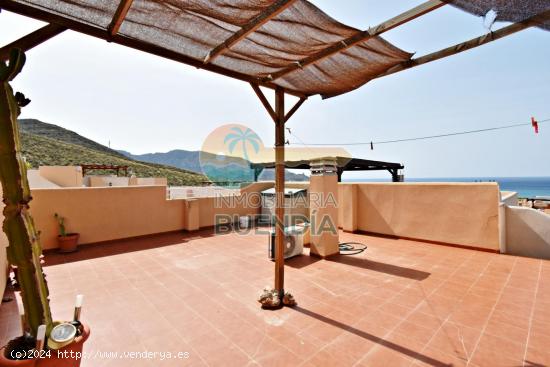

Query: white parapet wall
39 166 83 187
500 191 519 207
505 206 550 260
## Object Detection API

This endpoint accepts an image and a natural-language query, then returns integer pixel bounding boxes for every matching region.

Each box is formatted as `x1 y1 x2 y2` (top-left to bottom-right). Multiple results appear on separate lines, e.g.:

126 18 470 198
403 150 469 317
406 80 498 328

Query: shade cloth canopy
1 0 548 99
1 0 415 98
449 0 550 30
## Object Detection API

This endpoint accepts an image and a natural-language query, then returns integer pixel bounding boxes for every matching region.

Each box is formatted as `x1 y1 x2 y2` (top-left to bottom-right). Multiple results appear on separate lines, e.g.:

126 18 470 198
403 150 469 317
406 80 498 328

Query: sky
1 1 549 179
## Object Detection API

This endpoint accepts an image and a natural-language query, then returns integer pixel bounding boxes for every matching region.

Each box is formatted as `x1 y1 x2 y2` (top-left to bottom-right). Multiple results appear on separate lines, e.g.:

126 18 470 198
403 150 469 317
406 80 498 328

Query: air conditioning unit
269 226 304 260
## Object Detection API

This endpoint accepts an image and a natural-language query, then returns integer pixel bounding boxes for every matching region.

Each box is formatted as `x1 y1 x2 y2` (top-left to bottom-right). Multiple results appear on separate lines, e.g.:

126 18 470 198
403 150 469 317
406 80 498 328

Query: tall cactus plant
0 49 53 337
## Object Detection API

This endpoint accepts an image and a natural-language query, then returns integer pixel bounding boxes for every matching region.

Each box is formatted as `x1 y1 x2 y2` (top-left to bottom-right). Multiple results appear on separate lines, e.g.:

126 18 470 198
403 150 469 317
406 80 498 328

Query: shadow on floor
294 306 452 367
44 229 217 266
328 255 430 280
285 254 321 269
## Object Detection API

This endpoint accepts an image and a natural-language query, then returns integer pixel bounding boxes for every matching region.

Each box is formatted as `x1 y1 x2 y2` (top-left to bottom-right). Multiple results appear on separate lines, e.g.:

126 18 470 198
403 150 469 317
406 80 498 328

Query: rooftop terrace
2 229 548 367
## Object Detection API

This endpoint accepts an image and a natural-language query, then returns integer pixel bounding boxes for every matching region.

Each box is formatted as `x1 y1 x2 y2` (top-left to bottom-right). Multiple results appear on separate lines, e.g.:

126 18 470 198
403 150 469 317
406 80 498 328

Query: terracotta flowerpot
57 234 79 253
37 323 90 367
0 323 90 367
0 351 36 367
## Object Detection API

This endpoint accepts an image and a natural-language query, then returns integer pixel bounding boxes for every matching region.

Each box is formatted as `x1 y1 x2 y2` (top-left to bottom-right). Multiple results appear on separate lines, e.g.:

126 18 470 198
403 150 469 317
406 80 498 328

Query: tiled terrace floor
1 229 549 366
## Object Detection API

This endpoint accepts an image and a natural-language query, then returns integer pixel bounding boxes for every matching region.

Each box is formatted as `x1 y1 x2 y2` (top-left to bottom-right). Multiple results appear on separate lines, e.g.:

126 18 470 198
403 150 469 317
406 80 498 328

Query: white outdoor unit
269 226 304 260
260 188 308 224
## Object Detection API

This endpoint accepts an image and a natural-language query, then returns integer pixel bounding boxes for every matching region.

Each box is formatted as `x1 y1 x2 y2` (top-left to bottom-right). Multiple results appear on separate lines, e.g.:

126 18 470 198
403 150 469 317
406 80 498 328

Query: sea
343 177 550 198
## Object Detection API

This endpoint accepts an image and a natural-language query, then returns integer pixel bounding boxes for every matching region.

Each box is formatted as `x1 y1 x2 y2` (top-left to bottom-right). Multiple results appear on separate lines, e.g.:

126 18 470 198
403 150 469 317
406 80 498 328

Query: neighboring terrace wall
339 183 501 251
505 206 550 259
88 176 130 187
134 177 168 186
39 166 83 187
30 186 186 250
28 184 268 250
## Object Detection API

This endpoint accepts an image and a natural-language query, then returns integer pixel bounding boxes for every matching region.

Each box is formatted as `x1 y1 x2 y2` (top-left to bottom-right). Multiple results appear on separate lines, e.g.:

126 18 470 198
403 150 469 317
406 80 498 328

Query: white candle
75 294 84 308
36 325 46 351
15 292 26 334
15 292 24 316
73 294 84 321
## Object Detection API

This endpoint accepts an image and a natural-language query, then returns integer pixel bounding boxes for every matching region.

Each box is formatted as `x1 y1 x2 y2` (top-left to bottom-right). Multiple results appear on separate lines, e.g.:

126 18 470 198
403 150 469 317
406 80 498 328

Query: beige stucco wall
27 183 273 250
195 196 260 228
341 182 501 251
30 186 186 250
505 206 550 259
88 176 130 187
39 166 83 187
134 177 168 186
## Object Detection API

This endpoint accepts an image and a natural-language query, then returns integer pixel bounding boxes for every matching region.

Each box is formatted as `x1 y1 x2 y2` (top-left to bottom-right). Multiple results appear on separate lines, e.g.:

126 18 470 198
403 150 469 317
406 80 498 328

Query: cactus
0 49 53 337
54 213 67 237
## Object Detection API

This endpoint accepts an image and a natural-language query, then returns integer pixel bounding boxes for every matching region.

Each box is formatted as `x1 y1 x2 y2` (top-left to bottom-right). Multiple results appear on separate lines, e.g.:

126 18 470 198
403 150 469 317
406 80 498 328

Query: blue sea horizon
342 176 550 198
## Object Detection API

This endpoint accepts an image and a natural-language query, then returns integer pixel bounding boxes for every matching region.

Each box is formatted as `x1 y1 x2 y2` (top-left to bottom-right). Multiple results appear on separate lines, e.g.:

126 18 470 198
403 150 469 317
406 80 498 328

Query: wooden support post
274 87 285 296
389 168 399 182
250 83 306 302
337 168 344 183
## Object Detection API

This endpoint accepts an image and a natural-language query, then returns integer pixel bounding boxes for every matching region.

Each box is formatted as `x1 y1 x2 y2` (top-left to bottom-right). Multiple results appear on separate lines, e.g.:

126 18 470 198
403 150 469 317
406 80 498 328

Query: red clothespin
531 117 539 134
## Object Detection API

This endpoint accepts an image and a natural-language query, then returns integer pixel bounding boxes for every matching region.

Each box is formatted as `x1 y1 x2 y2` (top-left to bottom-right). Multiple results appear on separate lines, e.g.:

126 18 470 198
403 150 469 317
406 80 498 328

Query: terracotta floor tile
527 332 550 354
406 310 445 330
1 230 547 367
358 345 413 367
426 321 482 361
413 346 468 367
484 317 529 343
469 333 526 367
524 347 550 367
392 321 436 346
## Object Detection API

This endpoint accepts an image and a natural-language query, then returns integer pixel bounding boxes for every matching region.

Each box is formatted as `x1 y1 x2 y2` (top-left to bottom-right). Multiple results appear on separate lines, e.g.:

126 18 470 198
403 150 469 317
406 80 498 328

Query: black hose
339 242 367 255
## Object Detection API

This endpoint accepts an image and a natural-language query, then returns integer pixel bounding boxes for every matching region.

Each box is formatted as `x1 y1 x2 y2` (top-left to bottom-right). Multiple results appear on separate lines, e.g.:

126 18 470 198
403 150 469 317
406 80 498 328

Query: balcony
2 229 548 366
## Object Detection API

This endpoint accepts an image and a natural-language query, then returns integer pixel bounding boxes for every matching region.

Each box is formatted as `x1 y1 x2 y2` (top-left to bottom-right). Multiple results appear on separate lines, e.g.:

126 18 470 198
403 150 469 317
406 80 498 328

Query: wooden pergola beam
266 0 445 81
204 0 298 64
284 97 306 123
376 9 550 79
107 0 134 36
0 23 66 61
0 0 307 98
250 83 277 123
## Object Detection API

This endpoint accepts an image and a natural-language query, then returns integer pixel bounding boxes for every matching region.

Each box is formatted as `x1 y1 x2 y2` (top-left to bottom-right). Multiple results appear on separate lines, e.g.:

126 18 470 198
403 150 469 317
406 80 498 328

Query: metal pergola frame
251 157 404 182
1 0 548 300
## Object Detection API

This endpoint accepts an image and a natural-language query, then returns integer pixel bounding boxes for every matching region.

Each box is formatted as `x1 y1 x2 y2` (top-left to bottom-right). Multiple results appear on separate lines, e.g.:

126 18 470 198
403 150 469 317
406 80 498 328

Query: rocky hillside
18 119 206 186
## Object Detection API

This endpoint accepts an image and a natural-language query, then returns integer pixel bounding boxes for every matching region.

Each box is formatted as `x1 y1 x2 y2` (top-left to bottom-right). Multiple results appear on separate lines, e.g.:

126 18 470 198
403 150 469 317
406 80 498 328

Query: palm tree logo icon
223 127 261 163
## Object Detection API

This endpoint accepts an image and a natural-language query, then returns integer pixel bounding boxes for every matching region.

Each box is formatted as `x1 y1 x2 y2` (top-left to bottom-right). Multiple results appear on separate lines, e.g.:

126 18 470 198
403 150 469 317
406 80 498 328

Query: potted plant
54 214 79 253
0 49 90 366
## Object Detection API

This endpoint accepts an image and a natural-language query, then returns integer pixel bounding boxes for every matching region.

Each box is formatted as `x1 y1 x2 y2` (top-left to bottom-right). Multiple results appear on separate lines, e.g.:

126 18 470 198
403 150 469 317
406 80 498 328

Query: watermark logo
199 123 267 186
199 123 352 187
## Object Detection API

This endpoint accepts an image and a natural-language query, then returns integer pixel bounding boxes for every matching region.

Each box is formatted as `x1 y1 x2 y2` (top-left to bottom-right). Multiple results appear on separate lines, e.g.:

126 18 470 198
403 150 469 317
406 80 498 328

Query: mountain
19 119 126 158
120 150 309 182
18 119 206 186
120 149 204 173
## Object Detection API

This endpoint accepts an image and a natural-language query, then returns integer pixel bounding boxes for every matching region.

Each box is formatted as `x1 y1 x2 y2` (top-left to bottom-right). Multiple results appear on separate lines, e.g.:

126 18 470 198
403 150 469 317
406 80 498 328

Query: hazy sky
1 1 549 178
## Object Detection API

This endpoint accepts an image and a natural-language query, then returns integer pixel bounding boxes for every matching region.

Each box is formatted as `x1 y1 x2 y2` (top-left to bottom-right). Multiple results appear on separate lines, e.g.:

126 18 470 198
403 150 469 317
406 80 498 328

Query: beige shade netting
9 0 412 98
